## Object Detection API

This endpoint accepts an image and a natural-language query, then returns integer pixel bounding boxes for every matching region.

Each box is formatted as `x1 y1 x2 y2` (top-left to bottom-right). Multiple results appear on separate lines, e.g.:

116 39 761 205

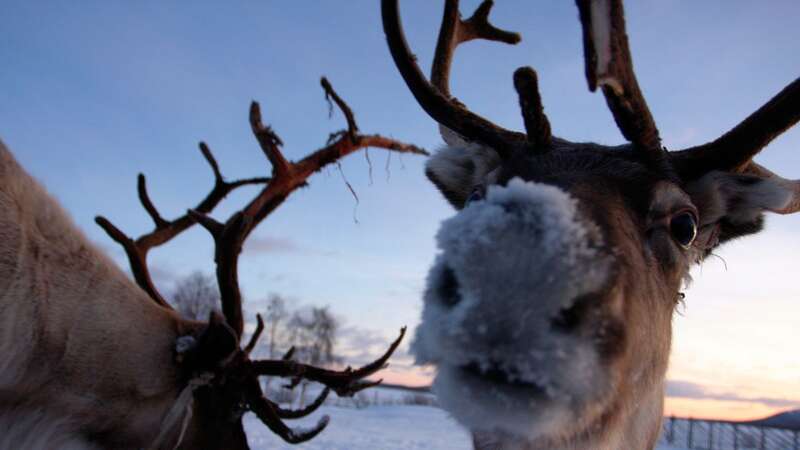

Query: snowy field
243 403 686 449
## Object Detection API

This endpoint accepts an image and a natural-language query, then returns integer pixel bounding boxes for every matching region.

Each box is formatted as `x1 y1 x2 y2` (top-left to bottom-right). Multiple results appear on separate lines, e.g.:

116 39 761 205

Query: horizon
2 0 798 422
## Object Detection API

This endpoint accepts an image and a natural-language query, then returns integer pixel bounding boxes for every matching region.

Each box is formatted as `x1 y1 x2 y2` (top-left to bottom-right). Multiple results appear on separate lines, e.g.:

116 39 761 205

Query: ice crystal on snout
413 178 614 439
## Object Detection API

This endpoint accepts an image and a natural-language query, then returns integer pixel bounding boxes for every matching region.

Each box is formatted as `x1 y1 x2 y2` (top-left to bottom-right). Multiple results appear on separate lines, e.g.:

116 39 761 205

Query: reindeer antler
188 79 425 337
99 77 421 444
671 77 800 179
575 0 663 156
430 0 520 100
95 145 270 308
383 0 529 157
384 0 674 161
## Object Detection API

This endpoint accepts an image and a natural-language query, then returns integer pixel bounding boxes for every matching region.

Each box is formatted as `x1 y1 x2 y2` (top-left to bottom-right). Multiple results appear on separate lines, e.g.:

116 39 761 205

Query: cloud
666 379 800 408
243 235 339 258
245 235 303 254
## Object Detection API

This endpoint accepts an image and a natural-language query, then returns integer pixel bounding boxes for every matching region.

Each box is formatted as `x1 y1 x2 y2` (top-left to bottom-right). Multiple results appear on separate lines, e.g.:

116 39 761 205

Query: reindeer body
0 141 196 449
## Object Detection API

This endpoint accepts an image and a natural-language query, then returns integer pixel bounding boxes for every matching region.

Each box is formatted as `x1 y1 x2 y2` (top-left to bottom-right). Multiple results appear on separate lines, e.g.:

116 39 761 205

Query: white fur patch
413 178 613 439
590 0 612 77
426 143 501 207
590 0 626 96
439 125 469 147
686 171 793 227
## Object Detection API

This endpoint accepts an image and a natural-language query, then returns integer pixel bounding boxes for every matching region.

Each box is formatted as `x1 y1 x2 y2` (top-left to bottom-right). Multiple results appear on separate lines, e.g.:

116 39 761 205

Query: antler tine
248 392 330 443
382 0 527 157
250 327 406 397
431 0 521 147
281 346 296 361
94 216 172 308
576 0 662 155
95 143 270 308
514 67 552 149
243 313 265 356
431 0 520 99
188 209 250 337
272 387 330 419
671 77 800 180
183 83 424 337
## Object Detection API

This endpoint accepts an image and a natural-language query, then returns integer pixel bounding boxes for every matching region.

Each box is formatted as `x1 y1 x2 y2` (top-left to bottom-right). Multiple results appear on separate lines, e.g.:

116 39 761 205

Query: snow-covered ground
244 403 686 449
244 404 470 449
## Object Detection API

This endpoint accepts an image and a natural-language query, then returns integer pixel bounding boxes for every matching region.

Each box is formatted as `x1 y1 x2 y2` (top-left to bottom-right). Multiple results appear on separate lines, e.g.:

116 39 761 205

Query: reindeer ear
426 144 501 209
685 171 793 248
179 312 238 371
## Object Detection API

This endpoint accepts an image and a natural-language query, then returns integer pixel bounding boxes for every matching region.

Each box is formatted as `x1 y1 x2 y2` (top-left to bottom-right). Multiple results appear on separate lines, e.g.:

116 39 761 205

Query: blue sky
2 1 799 419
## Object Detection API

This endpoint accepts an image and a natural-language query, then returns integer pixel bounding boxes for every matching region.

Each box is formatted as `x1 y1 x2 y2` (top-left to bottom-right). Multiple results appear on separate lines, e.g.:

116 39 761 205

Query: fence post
733 423 739 450
688 418 694 449
794 429 798 450
668 416 675 444
708 422 714 450
759 426 766 450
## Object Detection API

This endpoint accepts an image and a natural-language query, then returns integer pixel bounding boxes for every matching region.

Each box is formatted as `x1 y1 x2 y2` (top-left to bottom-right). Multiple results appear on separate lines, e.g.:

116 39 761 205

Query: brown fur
0 140 204 449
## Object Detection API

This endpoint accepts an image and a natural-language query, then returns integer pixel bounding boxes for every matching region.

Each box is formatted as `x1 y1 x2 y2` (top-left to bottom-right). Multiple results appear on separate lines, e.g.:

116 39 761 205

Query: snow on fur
413 178 613 439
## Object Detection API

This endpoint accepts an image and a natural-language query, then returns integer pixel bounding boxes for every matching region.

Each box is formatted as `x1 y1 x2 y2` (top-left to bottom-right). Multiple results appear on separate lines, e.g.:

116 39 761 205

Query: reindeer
381 0 800 449
0 78 424 449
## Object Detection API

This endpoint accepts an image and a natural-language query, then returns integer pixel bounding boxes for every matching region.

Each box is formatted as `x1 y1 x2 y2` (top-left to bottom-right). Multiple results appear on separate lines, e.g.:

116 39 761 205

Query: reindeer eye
669 211 698 249
465 186 485 207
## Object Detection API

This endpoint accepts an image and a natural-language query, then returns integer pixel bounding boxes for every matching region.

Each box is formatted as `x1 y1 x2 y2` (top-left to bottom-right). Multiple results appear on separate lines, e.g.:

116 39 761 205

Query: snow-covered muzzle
413 178 618 440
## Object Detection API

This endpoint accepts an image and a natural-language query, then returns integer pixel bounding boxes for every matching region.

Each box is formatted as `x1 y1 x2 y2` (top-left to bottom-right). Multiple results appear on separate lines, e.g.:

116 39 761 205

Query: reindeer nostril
552 305 582 331
438 266 461 307
551 294 595 332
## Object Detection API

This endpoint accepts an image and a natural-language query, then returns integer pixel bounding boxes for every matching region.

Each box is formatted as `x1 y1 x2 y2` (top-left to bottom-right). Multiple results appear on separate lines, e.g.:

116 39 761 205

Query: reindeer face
414 146 672 441
382 0 799 446
415 145 793 443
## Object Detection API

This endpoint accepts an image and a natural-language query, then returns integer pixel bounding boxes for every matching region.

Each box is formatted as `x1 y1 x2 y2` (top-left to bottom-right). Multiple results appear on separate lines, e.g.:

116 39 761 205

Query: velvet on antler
383 0 529 156
383 0 668 160
575 0 662 155
430 0 520 100
385 0 800 187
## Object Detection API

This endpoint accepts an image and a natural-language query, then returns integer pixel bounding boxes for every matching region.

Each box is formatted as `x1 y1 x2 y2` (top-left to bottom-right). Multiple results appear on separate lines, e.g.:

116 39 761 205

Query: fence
662 417 800 450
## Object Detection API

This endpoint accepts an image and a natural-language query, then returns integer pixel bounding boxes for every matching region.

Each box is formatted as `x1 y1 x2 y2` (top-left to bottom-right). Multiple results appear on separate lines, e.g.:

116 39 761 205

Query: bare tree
260 294 290 391
170 271 220 320
264 294 289 359
293 306 339 367
289 306 340 406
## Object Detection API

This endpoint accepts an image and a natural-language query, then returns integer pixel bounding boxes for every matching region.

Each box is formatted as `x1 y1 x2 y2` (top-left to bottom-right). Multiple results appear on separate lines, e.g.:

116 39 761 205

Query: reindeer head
383 0 800 448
